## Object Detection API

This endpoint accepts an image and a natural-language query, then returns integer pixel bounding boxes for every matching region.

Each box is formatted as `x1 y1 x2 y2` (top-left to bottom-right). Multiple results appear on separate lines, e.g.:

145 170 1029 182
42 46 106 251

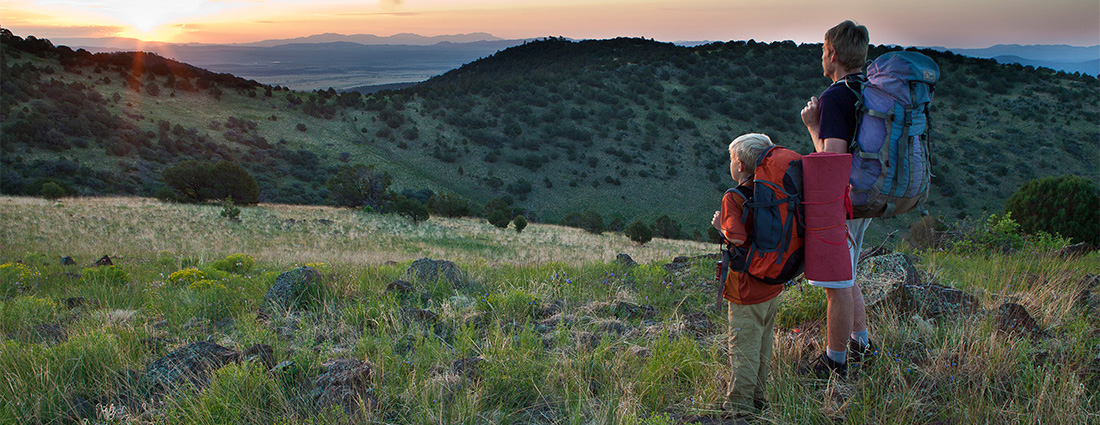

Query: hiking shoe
848 339 876 364
800 353 847 379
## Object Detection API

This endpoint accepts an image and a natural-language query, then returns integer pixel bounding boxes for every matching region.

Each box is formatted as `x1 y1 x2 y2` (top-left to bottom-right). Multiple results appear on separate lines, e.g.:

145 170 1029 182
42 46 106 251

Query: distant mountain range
46 34 1100 91
929 44 1100 76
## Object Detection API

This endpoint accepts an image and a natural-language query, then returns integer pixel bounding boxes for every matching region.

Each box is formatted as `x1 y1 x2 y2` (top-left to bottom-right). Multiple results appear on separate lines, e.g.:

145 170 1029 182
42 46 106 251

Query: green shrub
513 215 528 233
561 210 604 234
212 253 254 274
220 197 241 221
1005 175 1099 245
80 266 130 285
625 221 654 245
39 182 65 200
488 209 510 229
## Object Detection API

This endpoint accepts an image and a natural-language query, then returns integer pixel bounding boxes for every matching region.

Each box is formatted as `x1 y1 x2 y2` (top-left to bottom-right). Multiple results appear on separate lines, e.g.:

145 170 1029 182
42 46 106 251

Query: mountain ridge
2 29 1096 241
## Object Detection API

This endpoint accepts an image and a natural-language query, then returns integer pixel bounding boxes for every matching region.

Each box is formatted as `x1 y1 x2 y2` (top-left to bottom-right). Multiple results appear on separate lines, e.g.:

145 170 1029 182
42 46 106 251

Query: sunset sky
1 0 1097 48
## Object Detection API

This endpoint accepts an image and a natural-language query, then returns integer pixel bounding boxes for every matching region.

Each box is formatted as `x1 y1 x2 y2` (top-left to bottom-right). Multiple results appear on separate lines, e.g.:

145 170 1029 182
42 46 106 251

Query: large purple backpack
843 51 940 218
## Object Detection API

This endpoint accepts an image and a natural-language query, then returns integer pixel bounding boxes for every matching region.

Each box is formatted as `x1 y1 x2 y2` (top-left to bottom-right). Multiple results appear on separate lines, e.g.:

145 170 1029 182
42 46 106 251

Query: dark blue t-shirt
818 73 863 145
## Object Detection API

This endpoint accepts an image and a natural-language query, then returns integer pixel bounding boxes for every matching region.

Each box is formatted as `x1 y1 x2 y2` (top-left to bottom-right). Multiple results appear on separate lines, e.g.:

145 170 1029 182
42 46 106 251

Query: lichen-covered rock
609 301 657 320
386 279 413 294
615 253 638 268
264 267 321 311
993 303 1041 335
405 258 466 287
678 312 718 337
145 341 240 394
242 344 276 370
311 358 375 415
861 253 980 319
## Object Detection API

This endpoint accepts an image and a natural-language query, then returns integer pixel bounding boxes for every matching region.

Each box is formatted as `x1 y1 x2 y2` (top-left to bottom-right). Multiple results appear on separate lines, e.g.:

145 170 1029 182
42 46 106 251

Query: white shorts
807 218 872 289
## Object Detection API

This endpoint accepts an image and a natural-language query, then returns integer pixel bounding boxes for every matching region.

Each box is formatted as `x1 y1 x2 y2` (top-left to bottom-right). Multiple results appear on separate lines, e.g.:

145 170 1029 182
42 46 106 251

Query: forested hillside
2 29 1097 240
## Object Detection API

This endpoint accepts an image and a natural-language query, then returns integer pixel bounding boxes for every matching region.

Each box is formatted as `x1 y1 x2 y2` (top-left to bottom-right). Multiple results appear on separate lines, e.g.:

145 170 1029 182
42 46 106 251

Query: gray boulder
145 341 240 394
405 258 466 287
264 267 322 311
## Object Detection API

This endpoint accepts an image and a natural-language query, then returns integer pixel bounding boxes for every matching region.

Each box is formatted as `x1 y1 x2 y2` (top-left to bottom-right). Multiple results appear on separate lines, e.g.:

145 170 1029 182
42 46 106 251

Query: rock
264 267 322 311
993 303 1041 335
615 253 638 268
539 299 565 319
628 345 651 358
62 395 97 422
405 258 466 287
679 312 718 337
1057 242 1097 259
401 307 439 324
595 318 629 335
882 281 980 319
11 323 67 344
60 256 76 266
145 341 240 394
386 280 414 294
243 344 276 370
859 253 980 319
452 356 484 378
576 331 600 351
311 358 375 415
94 255 113 266
610 301 657 320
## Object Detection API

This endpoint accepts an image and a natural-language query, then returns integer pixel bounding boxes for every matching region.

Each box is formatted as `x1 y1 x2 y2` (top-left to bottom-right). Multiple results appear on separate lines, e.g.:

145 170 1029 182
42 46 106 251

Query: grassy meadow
0 196 1097 424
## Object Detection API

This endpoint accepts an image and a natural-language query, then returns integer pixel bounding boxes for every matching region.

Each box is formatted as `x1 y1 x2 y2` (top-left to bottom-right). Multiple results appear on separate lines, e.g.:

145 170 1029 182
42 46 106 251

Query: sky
1 0 1098 48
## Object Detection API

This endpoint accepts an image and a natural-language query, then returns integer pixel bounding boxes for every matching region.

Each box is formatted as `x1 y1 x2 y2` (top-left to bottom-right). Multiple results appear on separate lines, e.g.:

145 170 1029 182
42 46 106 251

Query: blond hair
825 20 869 71
728 133 774 169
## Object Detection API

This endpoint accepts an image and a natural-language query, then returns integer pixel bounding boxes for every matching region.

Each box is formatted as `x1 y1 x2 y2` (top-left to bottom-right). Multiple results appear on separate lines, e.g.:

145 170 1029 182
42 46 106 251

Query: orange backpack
720 146 805 286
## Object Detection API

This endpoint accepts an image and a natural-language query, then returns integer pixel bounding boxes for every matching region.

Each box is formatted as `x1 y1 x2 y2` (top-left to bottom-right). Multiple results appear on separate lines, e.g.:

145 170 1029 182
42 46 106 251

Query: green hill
2 29 1097 240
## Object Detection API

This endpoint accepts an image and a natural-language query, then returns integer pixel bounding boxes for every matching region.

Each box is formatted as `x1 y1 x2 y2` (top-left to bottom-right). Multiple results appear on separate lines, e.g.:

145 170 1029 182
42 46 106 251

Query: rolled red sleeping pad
802 152 853 282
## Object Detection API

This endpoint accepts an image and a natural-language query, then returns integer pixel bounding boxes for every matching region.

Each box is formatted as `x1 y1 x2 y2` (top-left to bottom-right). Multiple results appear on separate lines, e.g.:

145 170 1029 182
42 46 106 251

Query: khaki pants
725 296 779 411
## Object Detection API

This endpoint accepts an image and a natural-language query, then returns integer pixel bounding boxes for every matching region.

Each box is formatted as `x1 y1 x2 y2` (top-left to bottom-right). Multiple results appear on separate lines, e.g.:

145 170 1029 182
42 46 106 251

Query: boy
799 20 876 378
710 133 784 414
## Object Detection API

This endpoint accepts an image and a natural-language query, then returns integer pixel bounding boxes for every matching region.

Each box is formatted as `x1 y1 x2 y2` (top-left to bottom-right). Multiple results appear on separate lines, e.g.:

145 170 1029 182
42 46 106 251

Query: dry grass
0 196 709 267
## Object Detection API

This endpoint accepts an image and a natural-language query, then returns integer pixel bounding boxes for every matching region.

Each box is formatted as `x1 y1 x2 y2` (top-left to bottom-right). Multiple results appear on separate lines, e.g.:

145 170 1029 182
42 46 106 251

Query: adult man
799 20 876 378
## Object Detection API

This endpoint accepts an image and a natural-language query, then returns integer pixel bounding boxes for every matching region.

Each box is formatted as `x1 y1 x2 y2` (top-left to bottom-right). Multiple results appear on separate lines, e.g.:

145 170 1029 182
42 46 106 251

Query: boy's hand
801 96 820 129
711 211 722 232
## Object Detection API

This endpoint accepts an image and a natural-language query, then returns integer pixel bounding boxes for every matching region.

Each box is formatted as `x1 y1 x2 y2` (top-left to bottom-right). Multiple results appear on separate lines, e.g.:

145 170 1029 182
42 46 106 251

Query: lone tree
327 164 392 209
162 160 259 205
1005 175 1099 245
513 215 528 233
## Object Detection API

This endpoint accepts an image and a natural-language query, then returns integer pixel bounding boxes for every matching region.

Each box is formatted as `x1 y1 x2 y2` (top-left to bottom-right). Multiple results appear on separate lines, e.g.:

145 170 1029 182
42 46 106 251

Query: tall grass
1 196 1096 424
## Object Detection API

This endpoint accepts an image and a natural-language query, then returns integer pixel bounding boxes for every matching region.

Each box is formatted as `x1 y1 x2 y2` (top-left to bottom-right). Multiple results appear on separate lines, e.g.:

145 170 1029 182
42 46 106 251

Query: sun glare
98 0 208 41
